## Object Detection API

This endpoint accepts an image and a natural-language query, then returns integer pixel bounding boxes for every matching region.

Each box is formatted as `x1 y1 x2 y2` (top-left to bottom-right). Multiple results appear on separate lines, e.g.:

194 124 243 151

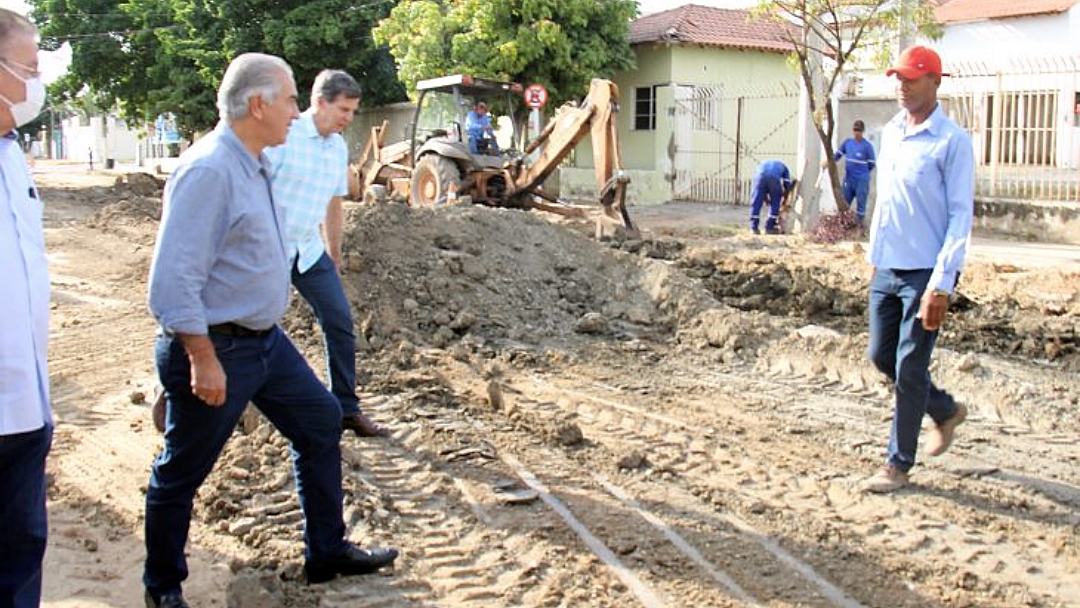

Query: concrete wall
342 102 417 162
670 45 794 86
975 199 1080 244
936 8 1079 62
61 115 141 163
559 167 669 207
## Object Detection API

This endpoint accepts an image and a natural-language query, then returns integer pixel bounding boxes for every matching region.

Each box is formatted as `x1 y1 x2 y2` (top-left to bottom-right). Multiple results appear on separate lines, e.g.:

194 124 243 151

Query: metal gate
943 55 1080 203
672 83 800 204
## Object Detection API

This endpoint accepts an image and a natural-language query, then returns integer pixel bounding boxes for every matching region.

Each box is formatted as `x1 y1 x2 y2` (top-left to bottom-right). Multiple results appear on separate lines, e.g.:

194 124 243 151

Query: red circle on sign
524 84 548 109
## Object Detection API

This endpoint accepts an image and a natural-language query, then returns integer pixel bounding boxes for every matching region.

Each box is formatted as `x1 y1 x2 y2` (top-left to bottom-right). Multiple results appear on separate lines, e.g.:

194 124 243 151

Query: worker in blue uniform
834 119 876 226
749 159 793 234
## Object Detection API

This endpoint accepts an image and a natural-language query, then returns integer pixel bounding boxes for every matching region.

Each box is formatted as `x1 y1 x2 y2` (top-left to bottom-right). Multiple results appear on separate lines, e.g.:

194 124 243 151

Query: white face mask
0 60 46 127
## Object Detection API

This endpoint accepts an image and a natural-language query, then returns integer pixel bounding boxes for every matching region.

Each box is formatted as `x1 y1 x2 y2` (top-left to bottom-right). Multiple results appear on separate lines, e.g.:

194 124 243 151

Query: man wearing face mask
0 10 51 608
263 69 388 438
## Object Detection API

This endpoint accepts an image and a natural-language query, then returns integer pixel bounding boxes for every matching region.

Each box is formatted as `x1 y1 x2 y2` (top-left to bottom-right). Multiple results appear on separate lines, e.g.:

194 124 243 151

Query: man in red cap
863 45 974 493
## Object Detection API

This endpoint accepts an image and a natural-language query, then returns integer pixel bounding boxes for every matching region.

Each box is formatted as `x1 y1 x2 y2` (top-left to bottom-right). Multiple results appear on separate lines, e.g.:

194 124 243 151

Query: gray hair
0 9 37 57
217 53 294 122
311 69 361 105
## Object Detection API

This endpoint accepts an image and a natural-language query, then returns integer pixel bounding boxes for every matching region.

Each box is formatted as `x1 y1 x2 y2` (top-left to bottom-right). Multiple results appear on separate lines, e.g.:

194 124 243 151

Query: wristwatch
930 288 950 298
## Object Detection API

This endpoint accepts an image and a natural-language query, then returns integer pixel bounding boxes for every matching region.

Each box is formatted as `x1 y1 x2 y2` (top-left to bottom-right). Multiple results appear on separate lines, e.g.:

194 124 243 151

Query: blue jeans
145 328 347 599
842 177 870 222
0 424 51 608
867 268 958 472
292 252 360 417
749 175 782 232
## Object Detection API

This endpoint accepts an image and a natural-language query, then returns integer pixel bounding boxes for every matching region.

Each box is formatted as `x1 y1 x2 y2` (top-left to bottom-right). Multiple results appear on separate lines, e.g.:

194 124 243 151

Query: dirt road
36 163 1078 607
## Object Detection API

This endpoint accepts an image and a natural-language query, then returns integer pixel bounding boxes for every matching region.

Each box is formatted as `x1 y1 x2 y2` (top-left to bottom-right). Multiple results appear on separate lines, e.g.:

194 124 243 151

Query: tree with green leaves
374 0 637 107
30 0 407 137
752 0 940 214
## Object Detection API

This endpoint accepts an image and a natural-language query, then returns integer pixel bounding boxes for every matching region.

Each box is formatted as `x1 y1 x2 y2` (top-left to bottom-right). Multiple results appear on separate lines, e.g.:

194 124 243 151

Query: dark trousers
144 327 347 598
867 268 958 471
292 252 361 417
0 424 52 608
749 175 783 232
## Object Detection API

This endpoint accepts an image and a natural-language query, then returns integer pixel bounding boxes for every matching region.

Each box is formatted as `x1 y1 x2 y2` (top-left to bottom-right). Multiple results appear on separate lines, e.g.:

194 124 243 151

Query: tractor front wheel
409 155 462 207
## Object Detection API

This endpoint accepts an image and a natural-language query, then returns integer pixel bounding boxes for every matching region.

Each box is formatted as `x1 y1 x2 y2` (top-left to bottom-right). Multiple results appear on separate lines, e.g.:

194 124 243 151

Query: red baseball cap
886 45 949 79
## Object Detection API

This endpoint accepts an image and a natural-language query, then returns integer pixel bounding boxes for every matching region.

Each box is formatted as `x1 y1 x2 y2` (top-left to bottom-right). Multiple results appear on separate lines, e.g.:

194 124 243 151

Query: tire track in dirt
365 375 895 607
510 356 1079 608
205 398 639 607
360 393 761 607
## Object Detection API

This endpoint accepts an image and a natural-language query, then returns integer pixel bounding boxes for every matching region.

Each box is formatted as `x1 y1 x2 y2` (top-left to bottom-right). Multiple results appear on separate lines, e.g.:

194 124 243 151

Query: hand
918 290 949 331
189 349 227 406
329 248 343 271
179 334 227 406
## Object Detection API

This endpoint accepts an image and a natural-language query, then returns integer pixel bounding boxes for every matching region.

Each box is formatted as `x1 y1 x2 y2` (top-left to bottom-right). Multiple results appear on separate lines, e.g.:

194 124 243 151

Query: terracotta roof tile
935 0 1079 23
629 4 794 54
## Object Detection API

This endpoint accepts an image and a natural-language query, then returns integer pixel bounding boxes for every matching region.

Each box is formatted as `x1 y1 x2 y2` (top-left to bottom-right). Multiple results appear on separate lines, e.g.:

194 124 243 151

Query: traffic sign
524 84 549 109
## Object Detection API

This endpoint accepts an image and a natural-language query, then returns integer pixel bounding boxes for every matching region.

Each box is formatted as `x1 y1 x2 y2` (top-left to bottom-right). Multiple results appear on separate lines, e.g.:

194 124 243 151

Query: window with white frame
634 86 656 131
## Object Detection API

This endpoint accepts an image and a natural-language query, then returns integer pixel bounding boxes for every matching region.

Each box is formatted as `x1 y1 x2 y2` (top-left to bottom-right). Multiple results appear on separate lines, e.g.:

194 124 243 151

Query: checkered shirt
265 110 349 273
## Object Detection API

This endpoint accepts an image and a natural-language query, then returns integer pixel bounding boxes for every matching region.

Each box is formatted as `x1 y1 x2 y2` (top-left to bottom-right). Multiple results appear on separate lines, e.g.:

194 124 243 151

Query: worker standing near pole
834 119 876 227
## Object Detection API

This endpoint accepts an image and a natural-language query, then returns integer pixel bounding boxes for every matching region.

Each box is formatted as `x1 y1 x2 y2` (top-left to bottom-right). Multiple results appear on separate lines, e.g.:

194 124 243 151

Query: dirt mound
84 173 165 232
322 203 732 354
87 196 162 227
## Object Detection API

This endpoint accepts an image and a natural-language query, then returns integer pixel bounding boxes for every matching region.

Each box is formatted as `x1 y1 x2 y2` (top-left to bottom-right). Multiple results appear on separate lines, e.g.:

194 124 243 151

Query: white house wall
61 115 140 163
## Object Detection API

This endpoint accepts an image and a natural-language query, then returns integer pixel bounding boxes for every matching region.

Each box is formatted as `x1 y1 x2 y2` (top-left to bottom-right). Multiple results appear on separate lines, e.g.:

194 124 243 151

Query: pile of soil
301 203 767 356
86 173 165 231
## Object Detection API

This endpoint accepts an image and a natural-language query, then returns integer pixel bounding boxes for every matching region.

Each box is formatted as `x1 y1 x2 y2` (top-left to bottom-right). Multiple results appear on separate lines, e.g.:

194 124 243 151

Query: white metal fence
943 55 1080 204
671 83 800 204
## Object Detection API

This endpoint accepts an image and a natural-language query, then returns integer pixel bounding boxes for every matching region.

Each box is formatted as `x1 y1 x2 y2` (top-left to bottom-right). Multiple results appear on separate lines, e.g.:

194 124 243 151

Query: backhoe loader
352 75 637 238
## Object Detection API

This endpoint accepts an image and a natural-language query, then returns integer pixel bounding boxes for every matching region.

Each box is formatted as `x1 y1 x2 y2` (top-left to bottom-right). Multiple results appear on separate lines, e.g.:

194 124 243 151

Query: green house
561 4 801 206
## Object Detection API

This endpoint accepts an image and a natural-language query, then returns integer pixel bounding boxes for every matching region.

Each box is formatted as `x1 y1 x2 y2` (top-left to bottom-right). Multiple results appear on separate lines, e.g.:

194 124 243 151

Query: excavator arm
509 79 637 238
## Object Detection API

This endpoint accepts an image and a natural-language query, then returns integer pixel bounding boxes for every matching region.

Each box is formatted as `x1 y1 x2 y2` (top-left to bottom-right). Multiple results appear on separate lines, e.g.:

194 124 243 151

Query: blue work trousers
0 424 51 608
144 328 347 599
749 175 783 232
867 268 958 472
292 252 361 417
842 177 870 222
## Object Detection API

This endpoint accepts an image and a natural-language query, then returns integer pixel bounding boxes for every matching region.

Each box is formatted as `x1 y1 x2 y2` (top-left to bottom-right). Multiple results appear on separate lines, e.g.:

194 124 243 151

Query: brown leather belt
208 322 272 338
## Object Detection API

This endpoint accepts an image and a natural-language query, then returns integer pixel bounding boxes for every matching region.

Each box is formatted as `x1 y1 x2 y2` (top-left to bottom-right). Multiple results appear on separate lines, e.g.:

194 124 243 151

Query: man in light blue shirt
265 70 385 438
0 12 52 608
863 46 974 493
144 54 397 608
834 119 875 225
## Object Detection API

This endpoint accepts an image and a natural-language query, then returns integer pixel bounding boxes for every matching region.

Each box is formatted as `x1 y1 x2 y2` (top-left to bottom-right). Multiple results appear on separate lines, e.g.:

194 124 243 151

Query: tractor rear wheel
409 155 462 207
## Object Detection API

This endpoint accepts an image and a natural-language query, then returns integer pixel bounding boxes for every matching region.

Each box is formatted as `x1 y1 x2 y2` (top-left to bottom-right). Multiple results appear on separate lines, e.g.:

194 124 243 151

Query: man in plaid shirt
265 69 386 438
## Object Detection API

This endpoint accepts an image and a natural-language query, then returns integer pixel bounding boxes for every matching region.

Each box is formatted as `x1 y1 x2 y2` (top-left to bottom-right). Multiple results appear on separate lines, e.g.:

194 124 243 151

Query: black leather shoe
145 590 189 608
305 544 399 583
342 413 388 437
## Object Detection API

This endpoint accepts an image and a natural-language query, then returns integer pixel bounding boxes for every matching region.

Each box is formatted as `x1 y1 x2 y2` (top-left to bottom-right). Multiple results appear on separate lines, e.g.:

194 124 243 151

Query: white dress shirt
0 134 51 434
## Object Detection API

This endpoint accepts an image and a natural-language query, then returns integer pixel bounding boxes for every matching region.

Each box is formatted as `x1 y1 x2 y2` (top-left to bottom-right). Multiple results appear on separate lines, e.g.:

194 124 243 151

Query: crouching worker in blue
143 53 397 608
749 159 793 234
